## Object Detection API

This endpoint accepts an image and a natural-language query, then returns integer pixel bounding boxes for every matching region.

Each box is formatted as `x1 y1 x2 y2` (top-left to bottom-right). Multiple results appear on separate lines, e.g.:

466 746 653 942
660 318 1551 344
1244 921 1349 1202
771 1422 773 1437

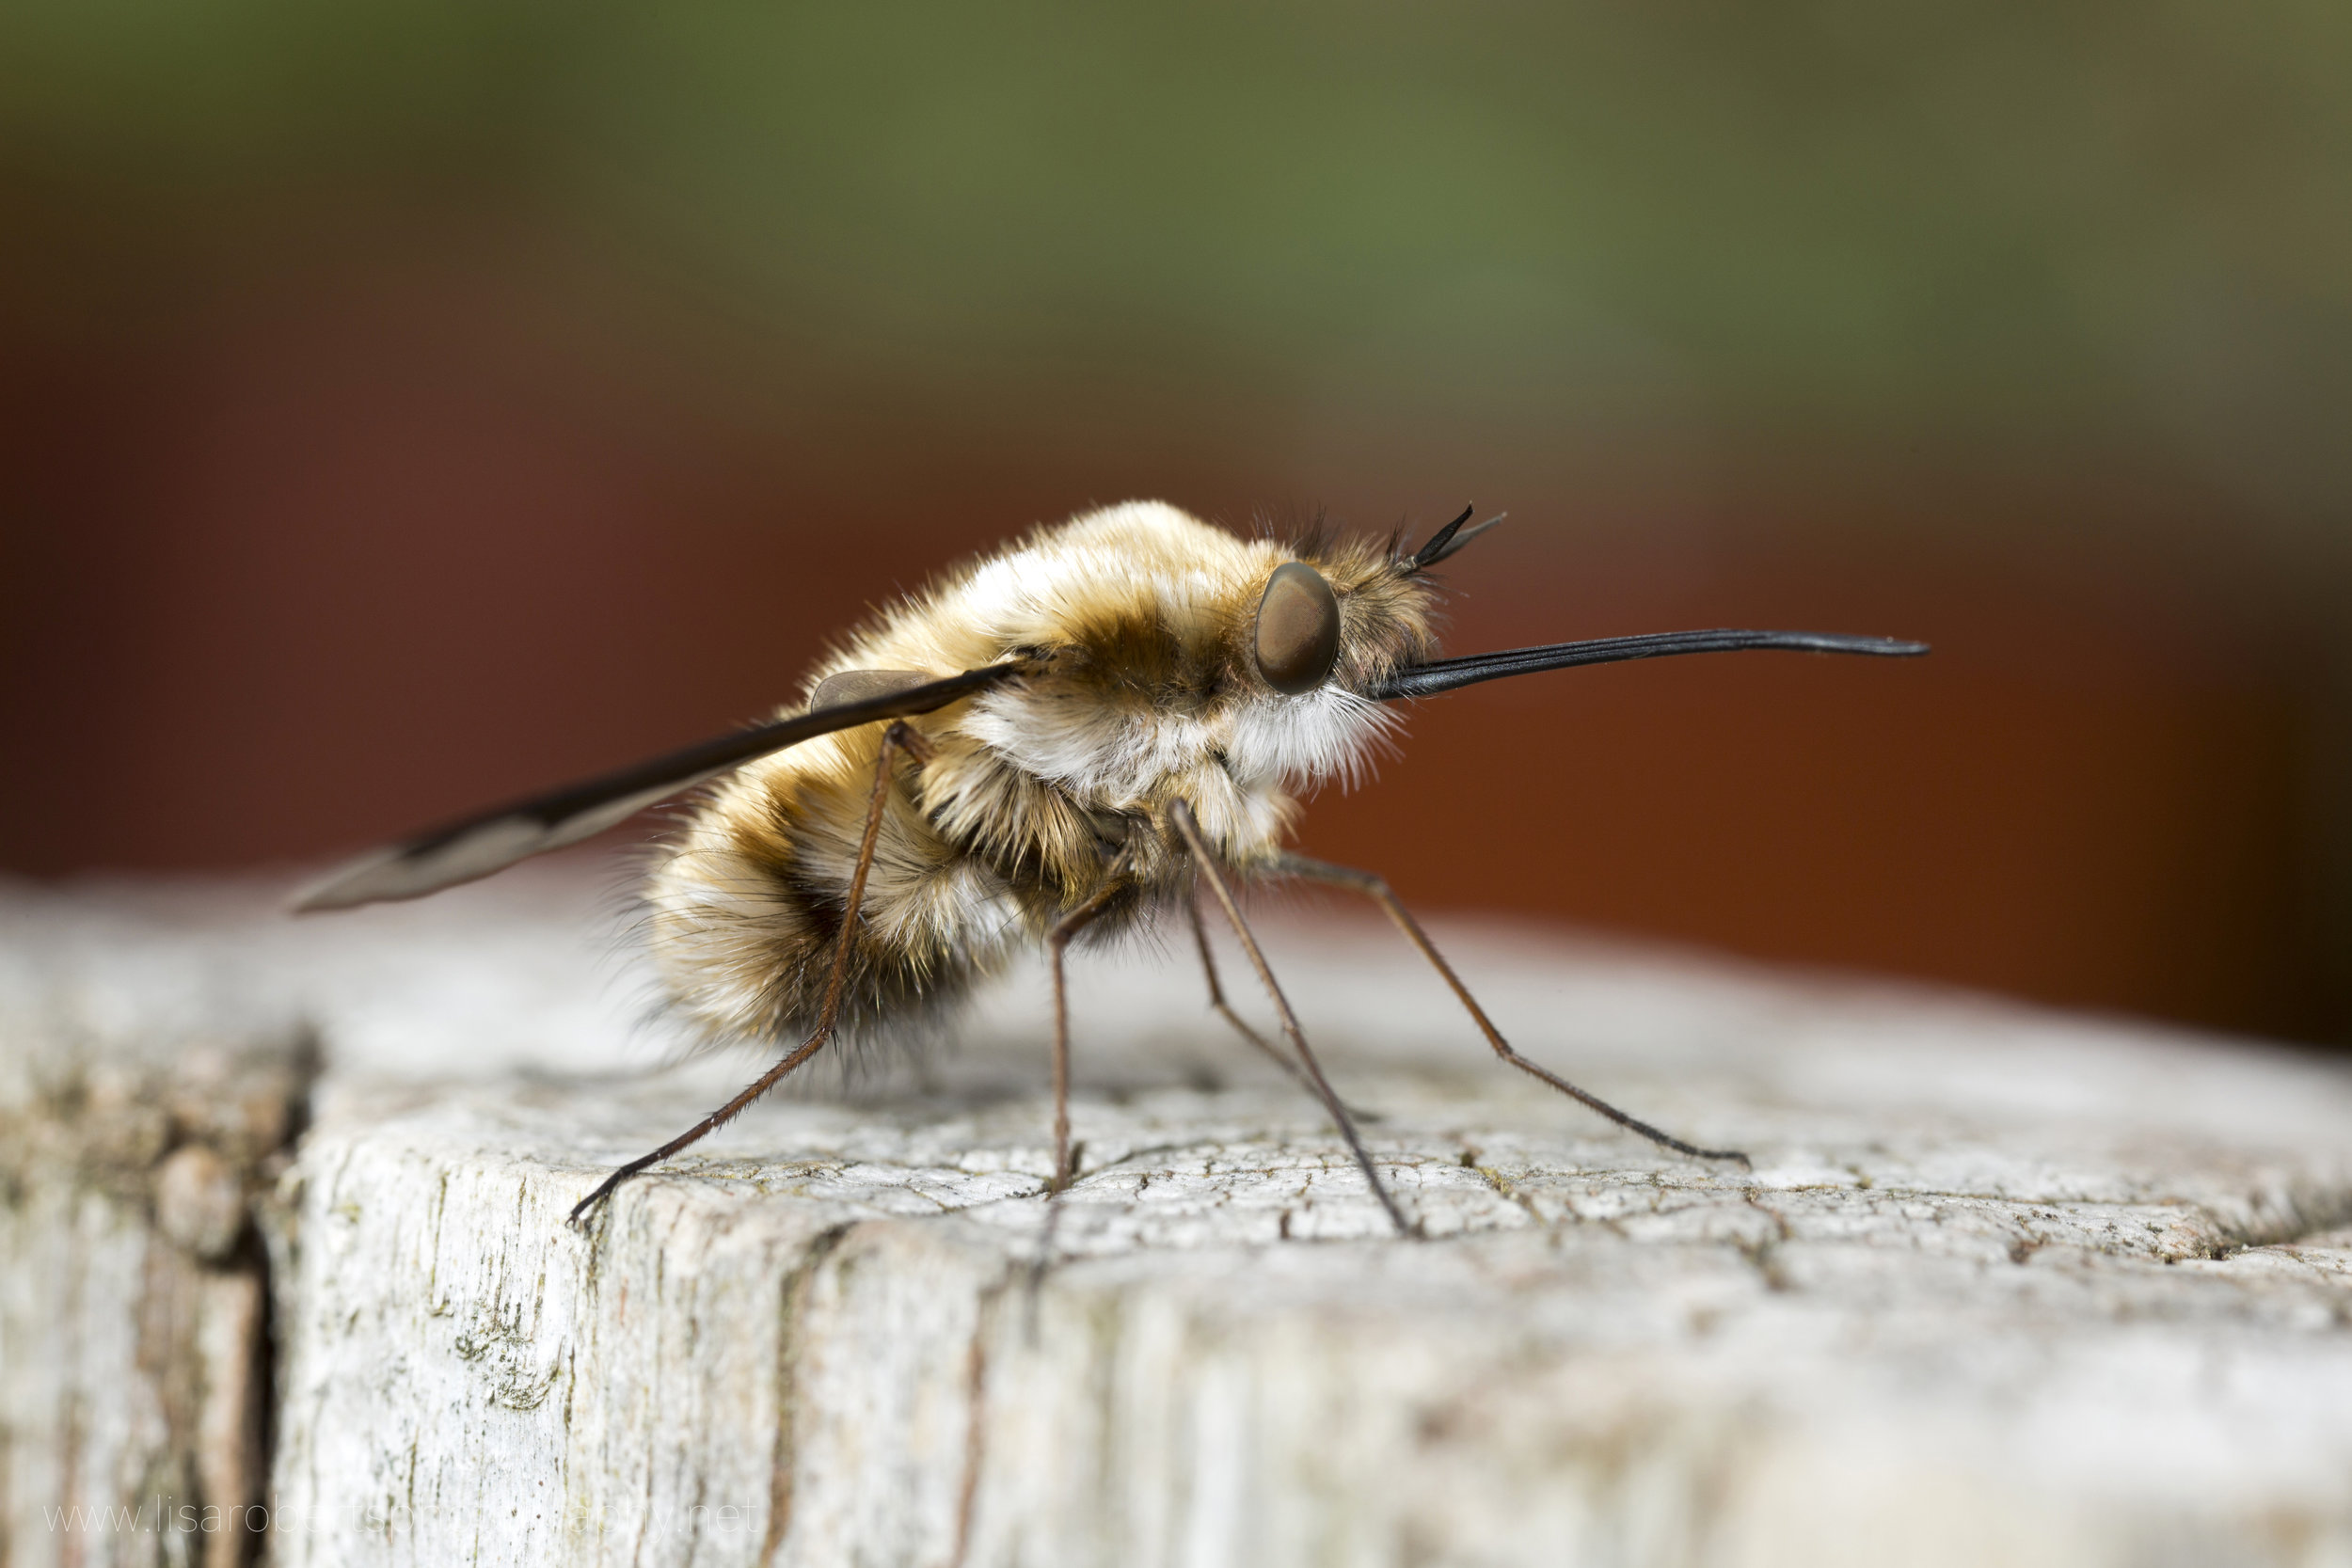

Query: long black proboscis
293 661 1025 912
1368 628 1930 701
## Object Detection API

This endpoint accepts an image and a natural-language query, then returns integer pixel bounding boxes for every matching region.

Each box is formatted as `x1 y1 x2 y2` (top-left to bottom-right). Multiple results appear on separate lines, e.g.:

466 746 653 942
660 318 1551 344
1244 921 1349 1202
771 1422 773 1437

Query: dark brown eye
1252 562 1341 695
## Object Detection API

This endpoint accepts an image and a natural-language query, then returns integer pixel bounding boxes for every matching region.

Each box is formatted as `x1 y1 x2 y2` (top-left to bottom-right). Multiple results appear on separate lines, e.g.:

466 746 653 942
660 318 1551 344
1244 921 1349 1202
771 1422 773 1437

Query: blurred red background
5 7 2346 1044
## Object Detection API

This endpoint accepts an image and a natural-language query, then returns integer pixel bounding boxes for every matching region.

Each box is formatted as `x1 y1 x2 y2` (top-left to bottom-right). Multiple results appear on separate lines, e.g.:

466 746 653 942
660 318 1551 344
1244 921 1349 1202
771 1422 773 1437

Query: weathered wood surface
0 884 314 1568
6 871 2352 1567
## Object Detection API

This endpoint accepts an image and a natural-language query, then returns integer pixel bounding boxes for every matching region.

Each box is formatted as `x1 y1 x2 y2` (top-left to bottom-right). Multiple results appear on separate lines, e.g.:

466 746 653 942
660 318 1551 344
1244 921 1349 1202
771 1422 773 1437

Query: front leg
1274 852 1749 1167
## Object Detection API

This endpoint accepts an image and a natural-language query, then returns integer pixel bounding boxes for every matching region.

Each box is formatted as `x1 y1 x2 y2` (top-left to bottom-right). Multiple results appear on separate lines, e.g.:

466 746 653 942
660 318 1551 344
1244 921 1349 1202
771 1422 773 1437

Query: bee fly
296 501 1926 1234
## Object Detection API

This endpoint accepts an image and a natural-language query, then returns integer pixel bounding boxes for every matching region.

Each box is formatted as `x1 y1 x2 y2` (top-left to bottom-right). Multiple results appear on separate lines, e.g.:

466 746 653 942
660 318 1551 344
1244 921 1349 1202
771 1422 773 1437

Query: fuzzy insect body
296 499 1926 1232
646 502 1422 1050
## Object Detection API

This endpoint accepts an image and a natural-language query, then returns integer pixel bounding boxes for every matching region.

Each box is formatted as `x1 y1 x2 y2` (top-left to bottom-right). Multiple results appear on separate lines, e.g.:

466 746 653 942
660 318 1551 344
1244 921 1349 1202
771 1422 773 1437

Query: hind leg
568 721 935 1225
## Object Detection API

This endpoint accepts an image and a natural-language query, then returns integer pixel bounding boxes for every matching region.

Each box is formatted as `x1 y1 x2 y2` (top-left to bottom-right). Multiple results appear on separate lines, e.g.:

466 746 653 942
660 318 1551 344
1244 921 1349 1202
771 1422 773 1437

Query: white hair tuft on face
1227 685 1400 794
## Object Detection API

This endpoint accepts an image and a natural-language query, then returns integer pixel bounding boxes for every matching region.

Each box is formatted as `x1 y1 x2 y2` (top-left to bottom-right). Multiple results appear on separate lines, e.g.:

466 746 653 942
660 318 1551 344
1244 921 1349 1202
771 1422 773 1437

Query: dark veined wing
1367 629 1928 701
292 662 1025 913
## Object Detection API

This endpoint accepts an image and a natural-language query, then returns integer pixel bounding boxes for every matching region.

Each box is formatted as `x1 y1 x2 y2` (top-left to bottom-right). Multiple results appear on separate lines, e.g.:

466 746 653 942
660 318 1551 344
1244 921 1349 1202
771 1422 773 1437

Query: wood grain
7 871 2352 1566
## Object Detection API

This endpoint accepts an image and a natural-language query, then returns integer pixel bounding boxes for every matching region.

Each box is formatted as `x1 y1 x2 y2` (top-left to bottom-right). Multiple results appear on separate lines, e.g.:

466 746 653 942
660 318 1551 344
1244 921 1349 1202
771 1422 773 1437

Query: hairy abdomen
641 731 1023 1052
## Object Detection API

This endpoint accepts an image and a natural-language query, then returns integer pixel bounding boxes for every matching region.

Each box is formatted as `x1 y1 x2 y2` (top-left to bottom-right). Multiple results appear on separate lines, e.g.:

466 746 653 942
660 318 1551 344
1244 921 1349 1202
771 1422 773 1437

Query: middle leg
1189 891 1382 1118
1167 800 1411 1235
1186 892 1311 1086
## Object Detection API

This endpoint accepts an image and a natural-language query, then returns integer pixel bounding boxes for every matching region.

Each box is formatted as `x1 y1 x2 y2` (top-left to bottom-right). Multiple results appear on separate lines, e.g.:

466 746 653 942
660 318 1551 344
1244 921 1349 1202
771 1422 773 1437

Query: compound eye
1252 562 1341 695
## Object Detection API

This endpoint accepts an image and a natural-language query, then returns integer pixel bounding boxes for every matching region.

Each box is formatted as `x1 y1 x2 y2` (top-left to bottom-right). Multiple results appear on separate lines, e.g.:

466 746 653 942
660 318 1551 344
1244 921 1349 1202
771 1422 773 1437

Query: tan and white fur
643 500 1431 1052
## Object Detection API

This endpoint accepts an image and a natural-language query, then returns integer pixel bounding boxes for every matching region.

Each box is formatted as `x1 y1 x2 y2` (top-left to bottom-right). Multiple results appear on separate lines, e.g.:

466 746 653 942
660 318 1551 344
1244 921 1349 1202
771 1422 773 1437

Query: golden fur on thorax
642 501 1443 1048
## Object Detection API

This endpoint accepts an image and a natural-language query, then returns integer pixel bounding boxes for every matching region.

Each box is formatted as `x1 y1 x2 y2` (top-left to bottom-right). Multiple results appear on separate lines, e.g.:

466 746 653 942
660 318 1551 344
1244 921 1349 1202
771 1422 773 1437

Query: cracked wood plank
0 884 318 1568
8 872 2352 1566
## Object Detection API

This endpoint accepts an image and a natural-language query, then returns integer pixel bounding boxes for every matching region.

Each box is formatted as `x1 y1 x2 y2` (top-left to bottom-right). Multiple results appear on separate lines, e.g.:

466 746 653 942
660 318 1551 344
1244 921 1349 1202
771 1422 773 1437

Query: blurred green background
5 4 2349 1041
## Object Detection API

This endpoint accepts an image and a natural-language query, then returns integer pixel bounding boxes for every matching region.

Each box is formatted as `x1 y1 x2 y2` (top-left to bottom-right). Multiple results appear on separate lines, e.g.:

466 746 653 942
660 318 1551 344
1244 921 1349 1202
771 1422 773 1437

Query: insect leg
567 721 934 1227
1272 853 1750 1167
1185 892 1311 1085
1046 883 1122 1192
1167 800 1411 1236
1188 891 1385 1121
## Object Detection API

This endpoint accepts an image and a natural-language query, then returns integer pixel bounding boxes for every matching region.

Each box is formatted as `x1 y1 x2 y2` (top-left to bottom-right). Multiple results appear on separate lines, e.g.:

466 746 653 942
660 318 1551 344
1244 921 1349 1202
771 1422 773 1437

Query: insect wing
292 662 1023 912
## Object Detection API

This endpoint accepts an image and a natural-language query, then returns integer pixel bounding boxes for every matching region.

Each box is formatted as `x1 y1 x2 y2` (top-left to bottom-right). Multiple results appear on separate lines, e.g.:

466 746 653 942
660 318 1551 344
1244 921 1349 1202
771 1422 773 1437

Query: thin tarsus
1169 801 1412 1235
565 721 933 1227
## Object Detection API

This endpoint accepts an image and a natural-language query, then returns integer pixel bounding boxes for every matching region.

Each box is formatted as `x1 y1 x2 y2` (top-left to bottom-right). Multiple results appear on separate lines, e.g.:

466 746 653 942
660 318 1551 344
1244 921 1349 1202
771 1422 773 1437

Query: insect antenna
1404 504 1507 571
